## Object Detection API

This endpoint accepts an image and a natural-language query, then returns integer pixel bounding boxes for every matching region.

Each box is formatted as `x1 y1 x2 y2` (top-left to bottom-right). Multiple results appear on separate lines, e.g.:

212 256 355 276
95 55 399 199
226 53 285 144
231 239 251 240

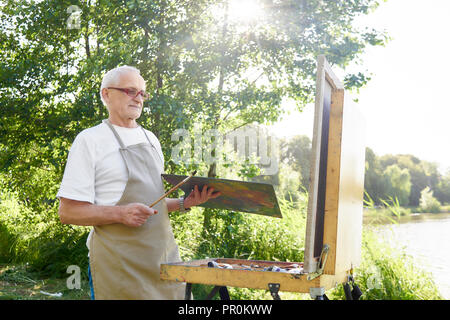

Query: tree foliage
279 134 311 190
383 164 411 206
364 148 448 207
0 0 391 240
282 144 449 208
0 0 388 194
435 170 450 205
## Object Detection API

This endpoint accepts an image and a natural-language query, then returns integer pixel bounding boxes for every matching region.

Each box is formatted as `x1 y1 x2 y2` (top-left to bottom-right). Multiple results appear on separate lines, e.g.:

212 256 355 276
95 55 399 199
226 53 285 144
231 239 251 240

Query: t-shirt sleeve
56 132 96 203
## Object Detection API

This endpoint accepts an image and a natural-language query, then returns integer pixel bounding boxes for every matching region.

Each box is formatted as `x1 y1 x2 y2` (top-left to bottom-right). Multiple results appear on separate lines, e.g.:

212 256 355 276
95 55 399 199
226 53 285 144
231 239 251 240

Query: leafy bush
329 229 443 300
380 196 411 218
0 222 14 263
193 194 307 263
0 190 89 278
419 187 442 213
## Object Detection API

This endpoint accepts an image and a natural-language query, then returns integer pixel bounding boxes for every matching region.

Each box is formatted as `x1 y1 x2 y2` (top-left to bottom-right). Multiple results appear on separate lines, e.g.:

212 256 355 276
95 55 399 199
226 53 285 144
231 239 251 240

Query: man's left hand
184 185 221 209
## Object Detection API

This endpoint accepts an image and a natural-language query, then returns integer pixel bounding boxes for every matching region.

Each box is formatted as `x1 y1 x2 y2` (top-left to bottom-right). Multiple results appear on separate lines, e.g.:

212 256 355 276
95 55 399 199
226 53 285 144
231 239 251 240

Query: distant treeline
260 135 450 208
364 147 450 207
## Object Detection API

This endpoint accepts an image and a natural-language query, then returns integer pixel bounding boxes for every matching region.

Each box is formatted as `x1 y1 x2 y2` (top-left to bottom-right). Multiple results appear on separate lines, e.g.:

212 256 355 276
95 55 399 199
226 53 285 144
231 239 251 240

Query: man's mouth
129 105 141 109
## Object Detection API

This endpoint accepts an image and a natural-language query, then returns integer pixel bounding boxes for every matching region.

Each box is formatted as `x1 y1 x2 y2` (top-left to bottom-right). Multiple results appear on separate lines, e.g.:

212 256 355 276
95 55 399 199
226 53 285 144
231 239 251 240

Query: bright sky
268 0 450 174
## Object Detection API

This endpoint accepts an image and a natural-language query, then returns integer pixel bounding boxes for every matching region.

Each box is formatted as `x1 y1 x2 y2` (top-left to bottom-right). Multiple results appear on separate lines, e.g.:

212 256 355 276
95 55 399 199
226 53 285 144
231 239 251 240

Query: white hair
100 65 142 105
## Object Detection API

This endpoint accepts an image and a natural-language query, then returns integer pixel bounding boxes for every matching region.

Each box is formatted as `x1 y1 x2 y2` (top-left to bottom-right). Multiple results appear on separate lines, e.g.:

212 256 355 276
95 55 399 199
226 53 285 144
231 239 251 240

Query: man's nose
133 94 144 104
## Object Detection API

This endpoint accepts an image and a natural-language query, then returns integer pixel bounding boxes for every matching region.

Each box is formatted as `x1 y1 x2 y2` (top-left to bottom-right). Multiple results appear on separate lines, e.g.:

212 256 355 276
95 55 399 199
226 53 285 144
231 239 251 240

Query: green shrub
0 222 14 263
380 196 411 218
329 229 443 300
419 187 442 213
0 190 89 278
193 193 307 263
170 208 205 261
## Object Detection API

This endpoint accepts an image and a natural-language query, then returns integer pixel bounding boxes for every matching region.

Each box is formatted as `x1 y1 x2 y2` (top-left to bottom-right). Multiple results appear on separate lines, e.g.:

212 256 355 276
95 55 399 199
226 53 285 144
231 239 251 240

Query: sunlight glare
228 0 264 23
210 0 264 25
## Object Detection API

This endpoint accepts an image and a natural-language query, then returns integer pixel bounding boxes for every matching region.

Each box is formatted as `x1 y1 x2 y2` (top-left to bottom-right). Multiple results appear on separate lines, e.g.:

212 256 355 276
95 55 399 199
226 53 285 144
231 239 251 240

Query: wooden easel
160 55 366 300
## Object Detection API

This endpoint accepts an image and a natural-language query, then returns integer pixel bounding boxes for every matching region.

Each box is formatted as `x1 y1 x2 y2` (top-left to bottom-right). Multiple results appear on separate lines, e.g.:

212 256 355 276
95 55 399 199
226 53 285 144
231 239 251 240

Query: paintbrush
149 170 197 208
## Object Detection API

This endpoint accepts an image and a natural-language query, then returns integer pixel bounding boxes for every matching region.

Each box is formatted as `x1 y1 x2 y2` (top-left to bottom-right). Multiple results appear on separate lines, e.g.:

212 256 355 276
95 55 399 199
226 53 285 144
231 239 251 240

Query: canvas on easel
303 55 366 275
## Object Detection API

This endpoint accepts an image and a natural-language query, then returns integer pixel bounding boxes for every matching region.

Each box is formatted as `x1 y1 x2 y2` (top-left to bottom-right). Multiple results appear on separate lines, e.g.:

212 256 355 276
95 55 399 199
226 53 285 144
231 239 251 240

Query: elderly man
57 65 220 300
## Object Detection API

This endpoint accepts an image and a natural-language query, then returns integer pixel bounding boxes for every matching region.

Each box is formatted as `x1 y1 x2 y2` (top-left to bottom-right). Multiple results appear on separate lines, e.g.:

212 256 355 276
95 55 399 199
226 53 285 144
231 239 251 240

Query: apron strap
103 119 126 149
103 119 157 150
140 127 157 149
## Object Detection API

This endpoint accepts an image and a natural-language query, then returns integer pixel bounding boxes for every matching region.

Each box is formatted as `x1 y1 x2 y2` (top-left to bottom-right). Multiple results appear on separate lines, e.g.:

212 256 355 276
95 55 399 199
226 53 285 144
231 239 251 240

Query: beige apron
89 119 185 300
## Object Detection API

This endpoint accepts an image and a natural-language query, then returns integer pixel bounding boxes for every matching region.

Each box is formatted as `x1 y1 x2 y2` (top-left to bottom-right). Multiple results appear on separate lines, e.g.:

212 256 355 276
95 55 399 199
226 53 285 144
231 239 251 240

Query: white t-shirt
57 122 164 206
56 122 164 252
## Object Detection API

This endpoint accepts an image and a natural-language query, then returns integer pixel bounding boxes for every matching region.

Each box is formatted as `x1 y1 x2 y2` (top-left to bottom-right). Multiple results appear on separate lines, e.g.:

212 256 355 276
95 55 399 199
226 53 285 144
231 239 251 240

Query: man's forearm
166 198 181 213
59 197 124 226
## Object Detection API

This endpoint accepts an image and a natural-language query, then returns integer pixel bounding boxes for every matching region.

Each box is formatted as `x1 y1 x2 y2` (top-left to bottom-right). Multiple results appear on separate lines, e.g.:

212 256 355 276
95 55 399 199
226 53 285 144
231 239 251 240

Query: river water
368 212 450 299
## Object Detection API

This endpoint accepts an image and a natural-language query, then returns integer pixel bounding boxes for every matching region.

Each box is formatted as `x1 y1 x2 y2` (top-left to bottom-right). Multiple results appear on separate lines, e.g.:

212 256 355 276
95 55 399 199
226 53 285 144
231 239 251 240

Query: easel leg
268 283 281 300
351 283 362 300
185 283 192 300
343 283 353 300
344 276 363 300
310 287 328 300
219 286 230 300
205 286 221 300
204 286 230 300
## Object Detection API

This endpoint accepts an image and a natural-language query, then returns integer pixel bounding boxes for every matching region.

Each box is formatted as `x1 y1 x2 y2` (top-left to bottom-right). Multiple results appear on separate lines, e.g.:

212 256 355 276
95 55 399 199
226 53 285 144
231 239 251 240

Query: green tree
0 0 388 185
435 170 450 205
279 134 311 190
364 147 388 205
383 164 411 206
379 154 441 206
0 0 390 258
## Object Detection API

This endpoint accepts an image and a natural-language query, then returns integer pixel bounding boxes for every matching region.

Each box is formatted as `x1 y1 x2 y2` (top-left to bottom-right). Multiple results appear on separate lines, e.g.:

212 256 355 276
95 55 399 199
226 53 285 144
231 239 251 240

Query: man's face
102 71 146 122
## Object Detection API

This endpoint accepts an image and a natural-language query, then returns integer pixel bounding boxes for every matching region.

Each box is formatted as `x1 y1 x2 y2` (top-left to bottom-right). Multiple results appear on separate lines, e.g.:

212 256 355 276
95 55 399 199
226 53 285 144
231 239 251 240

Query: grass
1 229 444 301
0 188 445 300
363 205 450 226
0 264 90 300
347 229 443 300
0 263 313 301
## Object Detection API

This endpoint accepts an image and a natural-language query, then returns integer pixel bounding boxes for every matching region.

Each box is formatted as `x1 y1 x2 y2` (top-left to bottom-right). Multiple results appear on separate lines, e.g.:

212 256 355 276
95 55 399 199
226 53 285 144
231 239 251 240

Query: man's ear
101 88 109 103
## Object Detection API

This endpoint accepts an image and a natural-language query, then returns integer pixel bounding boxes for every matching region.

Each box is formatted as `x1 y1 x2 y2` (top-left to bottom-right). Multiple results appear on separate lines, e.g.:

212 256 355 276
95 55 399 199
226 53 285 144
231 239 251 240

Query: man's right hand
120 203 158 227
58 197 158 227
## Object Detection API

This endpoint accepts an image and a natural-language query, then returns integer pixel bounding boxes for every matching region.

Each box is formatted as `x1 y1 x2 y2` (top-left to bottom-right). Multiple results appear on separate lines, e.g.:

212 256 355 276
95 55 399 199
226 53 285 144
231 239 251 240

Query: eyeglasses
107 87 149 101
